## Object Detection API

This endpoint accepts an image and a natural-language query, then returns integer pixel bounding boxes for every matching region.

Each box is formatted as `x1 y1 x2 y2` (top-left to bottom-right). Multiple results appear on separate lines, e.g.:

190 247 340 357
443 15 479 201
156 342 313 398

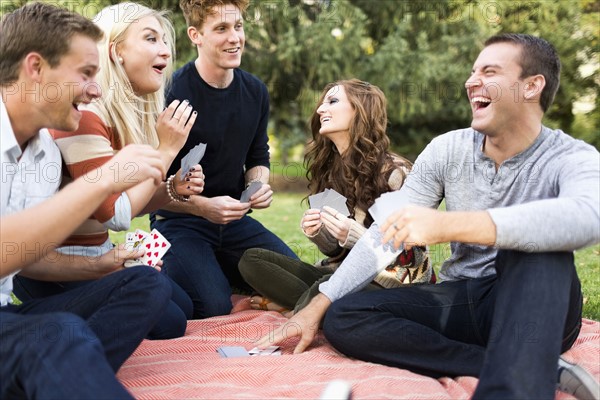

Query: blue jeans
0 267 170 399
150 214 298 319
323 250 582 399
0 312 133 399
14 272 192 339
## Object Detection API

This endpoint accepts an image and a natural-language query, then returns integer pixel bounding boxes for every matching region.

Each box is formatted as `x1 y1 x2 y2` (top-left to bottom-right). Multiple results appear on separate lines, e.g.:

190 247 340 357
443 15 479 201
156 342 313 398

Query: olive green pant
238 248 379 313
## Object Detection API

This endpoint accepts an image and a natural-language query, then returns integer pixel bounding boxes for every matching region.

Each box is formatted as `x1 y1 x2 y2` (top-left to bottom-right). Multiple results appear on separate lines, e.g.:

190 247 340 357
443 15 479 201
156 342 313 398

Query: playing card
180 143 207 179
123 229 151 266
137 229 171 267
125 232 135 244
320 188 339 204
248 346 281 356
369 191 409 225
216 346 250 358
240 181 262 203
134 228 150 242
308 192 325 210
321 189 350 217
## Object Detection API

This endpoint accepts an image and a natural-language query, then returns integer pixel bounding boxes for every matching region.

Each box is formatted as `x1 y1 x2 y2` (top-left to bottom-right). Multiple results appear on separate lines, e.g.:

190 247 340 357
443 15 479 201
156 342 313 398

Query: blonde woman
14 3 203 339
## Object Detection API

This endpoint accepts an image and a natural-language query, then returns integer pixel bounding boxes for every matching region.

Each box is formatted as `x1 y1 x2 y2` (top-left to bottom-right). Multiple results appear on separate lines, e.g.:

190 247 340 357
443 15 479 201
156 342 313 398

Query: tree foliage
2 0 598 156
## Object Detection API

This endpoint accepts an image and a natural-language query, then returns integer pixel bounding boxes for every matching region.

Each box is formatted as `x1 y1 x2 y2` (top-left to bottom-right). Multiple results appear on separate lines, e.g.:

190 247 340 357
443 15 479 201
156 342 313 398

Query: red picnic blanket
118 296 600 399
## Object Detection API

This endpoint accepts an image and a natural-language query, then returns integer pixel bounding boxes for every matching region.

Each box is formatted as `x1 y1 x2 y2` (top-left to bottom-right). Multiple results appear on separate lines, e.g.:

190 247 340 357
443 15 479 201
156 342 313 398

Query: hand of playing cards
124 228 171 268
180 143 207 180
240 181 262 203
368 191 410 226
308 188 350 216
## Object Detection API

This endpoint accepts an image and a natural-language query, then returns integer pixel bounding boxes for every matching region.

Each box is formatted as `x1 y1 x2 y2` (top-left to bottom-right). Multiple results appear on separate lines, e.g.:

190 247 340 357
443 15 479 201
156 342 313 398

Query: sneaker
319 379 352 400
557 356 600 400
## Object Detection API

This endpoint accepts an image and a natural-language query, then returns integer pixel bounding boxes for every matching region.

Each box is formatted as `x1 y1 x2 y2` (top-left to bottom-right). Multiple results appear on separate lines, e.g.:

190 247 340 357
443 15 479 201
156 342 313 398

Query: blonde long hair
88 2 175 147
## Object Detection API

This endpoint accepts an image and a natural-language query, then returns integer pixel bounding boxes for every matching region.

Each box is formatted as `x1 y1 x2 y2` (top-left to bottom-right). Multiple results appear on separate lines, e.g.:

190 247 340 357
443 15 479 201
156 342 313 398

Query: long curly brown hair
304 79 411 226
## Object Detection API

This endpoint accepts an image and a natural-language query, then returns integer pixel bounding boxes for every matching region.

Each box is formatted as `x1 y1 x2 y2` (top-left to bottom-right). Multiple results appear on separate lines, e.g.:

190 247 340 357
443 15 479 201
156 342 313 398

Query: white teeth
321 117 331 123
225 48 238 53
471 96 491 103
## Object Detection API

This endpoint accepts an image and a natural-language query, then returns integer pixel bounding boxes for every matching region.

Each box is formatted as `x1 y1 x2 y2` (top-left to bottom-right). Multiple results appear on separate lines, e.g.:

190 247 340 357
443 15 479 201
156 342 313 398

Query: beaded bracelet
166 174 190 203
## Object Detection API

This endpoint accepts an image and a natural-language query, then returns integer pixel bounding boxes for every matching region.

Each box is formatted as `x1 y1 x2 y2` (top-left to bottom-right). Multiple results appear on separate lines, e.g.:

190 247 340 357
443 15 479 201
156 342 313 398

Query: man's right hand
254 293 332 354
187 195 251 224
97 144 166 193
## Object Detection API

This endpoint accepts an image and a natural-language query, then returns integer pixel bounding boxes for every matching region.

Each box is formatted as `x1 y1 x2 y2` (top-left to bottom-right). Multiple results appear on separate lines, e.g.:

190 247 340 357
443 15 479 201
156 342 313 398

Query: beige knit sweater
304 164 432 287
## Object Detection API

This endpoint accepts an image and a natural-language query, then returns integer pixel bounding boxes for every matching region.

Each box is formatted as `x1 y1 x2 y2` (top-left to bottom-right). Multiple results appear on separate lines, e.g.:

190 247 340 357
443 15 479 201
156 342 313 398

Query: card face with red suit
124 228 171 268
138 229 171 267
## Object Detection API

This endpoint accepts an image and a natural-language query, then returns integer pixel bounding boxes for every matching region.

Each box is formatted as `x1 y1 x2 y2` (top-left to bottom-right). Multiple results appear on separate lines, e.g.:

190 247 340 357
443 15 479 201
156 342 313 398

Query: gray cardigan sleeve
319 225 400 302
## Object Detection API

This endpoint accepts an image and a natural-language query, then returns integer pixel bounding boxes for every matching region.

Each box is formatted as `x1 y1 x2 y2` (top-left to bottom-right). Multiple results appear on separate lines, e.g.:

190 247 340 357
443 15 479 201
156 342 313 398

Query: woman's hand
156 100 197 161
172 164 205 196
301 208 322 235
320 206 351 243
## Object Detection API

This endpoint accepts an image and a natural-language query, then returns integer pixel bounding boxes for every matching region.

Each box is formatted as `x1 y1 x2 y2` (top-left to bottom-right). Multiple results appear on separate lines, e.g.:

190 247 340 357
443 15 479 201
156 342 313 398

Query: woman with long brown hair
239 79 433 316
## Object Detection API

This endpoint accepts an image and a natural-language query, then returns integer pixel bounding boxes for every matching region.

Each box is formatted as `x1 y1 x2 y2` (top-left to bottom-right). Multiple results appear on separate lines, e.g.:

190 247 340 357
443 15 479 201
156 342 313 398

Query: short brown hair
179 0 249 29
0 2 103 85
484 33 560 112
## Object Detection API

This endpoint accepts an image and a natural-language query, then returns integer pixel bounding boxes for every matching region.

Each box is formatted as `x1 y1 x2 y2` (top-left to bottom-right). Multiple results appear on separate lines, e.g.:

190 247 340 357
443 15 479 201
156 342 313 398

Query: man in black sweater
152 0 297 319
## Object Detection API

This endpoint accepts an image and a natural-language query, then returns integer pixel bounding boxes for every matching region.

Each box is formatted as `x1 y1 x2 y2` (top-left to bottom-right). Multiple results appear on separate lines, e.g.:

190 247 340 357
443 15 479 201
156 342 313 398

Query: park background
3 0 598 318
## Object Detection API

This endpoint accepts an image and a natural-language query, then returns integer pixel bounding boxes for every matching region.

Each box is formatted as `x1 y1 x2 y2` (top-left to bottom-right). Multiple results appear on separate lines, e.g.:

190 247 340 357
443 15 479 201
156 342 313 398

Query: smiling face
196 5 245 72
118 15 171 96
316 85 355 152
465 42 529 137
41 34 101 132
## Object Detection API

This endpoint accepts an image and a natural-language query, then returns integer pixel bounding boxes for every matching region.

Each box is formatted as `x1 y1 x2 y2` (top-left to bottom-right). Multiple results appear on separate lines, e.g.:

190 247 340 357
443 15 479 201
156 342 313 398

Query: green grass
113 192 600 320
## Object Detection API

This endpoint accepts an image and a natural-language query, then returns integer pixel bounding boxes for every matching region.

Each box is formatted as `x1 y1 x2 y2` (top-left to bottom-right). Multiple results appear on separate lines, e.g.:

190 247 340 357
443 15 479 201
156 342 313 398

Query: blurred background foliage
2 0 598 160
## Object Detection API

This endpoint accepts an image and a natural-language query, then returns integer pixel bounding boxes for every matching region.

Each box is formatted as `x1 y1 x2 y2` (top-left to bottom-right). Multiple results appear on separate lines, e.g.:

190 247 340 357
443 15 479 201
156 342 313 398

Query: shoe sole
558 359 600 400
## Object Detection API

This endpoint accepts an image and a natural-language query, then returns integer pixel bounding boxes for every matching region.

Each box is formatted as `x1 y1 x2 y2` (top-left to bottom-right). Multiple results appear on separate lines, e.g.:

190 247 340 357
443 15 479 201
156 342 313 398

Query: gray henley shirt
320 126 600 302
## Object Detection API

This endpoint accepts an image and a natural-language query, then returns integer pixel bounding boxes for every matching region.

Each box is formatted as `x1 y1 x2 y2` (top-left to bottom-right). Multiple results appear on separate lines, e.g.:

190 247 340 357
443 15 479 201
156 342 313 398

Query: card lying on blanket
180 143 207 179
124 228 171 268
217 346 250 358
248 346 281 356
216 346 281 358
308 188 350 217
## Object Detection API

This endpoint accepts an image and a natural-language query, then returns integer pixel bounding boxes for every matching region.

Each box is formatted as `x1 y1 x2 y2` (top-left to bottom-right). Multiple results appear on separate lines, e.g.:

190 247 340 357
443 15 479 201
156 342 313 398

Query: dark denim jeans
1 266 171 399
14 272 192 339
151 214 298 319
323 250 582 399
0 312 133 399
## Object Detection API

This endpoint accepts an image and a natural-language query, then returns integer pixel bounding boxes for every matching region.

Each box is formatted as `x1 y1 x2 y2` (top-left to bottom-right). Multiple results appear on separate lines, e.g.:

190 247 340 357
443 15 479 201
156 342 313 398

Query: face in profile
316 84 355 145
465 42 528 136
118 16 171 96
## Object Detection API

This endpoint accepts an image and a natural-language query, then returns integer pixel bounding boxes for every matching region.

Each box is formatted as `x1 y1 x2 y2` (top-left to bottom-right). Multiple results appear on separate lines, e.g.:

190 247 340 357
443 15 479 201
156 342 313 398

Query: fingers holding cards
304 188 350 236
321 205 351 242
244 182 273 209
308 188 350 217
240 181 262 203
174 164 204 196
301 209 322 235
180 143 207 180
123 228 171 268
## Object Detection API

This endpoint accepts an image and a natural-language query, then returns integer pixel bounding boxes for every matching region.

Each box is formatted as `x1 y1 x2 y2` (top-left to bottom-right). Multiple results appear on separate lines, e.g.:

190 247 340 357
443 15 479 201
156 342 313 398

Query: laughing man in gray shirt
257 34 600 399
